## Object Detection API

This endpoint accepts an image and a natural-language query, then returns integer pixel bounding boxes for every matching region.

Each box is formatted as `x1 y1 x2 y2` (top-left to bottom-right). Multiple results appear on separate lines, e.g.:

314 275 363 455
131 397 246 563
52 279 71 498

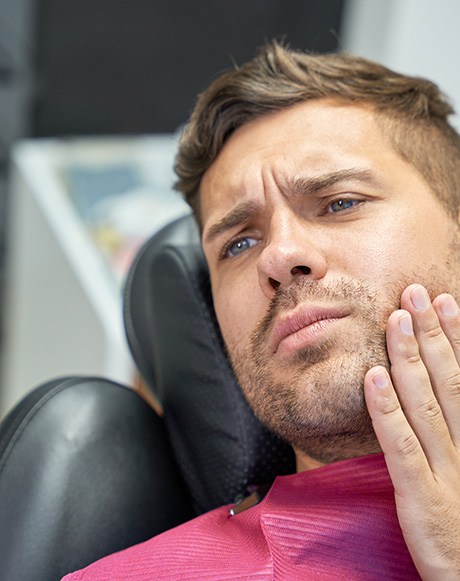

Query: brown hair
175 41 460 221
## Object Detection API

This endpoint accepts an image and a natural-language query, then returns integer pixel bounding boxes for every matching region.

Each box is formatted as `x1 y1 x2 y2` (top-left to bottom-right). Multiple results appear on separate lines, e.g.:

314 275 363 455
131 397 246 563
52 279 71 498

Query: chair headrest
124 214 295 514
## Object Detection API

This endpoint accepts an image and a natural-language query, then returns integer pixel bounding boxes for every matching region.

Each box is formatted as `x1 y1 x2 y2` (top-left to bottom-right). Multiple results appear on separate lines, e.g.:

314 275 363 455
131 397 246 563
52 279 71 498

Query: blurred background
0 0 459 417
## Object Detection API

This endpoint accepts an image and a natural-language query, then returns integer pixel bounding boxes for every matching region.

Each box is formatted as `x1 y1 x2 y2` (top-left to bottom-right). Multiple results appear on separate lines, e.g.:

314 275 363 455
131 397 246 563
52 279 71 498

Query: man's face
200 99 460 463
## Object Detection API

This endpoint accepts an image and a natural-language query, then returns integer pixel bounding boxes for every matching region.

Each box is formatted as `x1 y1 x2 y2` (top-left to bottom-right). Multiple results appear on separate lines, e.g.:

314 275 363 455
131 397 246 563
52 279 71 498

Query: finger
432 293 460 364
400 285 460 447
364 365 431 493
365 365 460 581
384 309 457 470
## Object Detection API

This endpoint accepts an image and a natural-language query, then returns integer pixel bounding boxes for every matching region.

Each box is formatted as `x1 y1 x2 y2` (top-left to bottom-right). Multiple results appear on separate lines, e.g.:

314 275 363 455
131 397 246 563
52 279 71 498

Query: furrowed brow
203 200 260 246
288 168 378 196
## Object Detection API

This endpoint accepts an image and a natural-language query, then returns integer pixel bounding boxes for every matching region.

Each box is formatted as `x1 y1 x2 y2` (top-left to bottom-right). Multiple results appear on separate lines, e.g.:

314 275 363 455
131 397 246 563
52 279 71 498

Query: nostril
291 265 311 276
269 277 281 290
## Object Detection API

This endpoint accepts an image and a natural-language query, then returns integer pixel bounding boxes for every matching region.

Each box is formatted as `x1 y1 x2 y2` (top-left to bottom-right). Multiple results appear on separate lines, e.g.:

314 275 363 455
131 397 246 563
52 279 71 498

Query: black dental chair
0 214 295 581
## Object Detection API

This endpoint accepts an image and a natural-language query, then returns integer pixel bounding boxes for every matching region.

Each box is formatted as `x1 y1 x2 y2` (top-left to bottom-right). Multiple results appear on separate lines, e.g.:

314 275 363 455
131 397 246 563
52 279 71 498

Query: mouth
270 305 350 355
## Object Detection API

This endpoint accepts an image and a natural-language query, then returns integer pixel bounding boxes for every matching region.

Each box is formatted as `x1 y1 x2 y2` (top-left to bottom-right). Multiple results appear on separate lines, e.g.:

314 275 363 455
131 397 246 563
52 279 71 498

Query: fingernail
411 286 430 311
372 368 389 389
399 312 413 336
439 294 459 318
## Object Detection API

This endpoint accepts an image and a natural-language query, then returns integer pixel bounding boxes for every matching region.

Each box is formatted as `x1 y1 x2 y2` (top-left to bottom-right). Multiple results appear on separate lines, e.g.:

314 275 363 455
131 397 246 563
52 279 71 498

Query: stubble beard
228 236 460 465
230 278 393 464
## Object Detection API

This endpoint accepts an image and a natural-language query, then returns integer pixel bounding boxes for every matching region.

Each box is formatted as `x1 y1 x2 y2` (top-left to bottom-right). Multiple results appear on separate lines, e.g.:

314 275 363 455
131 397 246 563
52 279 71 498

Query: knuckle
378 396 401 417
441 370 460 398
422 323 444 341
406 352 422 365
396 339 421 364
394 432 420 457
415 397 443 420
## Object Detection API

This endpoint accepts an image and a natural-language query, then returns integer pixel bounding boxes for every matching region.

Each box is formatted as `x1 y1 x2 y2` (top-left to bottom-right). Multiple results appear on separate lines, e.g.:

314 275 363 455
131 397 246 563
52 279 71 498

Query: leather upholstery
0 213 294 580
123 214 295 514
0 377 194 581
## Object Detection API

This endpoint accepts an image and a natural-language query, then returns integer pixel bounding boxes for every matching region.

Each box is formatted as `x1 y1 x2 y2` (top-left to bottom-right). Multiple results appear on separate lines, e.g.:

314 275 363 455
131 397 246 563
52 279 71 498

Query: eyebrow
286 168 380 197
203 200 261 246
203 168 381 246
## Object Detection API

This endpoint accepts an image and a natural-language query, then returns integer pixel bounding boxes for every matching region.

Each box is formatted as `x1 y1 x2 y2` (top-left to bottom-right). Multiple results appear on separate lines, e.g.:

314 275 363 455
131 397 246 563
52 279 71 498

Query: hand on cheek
364 284 460 580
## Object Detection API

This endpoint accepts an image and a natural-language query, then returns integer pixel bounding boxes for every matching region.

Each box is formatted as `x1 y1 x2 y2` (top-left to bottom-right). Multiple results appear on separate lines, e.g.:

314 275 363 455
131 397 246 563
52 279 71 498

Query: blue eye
225 237 258 258
328 198 360 213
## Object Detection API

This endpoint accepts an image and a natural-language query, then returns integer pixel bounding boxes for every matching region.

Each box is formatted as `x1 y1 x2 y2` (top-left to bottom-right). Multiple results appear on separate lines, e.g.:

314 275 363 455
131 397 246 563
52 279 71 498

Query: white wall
342 0 460 129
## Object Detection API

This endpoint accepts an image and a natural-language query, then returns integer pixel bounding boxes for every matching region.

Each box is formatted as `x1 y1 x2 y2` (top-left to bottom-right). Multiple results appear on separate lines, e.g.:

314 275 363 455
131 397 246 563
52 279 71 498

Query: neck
294 433 382 473
294 451 325 472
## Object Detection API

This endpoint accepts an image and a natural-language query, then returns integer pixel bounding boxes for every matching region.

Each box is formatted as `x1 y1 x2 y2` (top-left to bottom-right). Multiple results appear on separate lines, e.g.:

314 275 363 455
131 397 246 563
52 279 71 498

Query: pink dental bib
64 453 420 580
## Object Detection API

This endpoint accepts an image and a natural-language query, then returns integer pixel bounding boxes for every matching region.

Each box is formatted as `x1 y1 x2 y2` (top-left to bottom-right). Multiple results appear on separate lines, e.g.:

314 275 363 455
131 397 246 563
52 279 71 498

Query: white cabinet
1 136 189 417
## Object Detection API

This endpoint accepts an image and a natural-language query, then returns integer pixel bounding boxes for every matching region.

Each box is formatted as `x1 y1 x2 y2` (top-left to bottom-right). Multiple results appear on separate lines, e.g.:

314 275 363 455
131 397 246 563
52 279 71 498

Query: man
64 42 460 579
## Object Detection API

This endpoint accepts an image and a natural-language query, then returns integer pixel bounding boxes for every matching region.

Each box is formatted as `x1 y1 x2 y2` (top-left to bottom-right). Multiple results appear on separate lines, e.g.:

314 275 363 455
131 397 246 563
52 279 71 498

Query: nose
257 214 327 298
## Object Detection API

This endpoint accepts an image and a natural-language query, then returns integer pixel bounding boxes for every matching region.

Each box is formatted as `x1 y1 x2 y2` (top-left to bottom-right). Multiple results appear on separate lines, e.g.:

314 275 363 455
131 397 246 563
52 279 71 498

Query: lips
270 305 350 354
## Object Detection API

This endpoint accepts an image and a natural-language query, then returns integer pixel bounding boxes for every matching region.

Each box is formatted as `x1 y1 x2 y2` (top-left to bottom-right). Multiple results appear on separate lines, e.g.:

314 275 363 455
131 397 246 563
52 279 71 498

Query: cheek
329 224 403 282
214 293 253 352
346 213 454 289
388 216 453 269
212 273 265 353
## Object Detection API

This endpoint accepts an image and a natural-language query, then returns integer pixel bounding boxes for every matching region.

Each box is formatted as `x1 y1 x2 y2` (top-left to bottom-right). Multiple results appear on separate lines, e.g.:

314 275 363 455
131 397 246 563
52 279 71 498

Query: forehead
200 99 389 228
